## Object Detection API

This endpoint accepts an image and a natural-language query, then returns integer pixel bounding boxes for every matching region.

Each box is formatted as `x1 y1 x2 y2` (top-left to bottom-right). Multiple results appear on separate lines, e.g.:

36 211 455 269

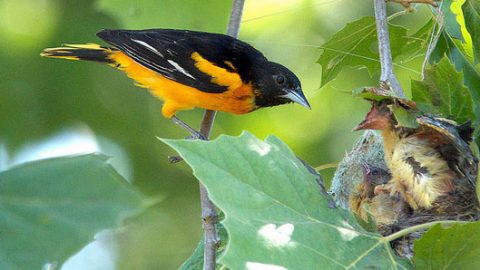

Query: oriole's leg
168 116 206 163
171 116 206 140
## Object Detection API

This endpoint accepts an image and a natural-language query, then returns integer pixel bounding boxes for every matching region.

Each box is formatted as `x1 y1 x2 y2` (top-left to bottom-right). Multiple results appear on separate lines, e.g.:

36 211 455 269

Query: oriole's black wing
96 29 267 93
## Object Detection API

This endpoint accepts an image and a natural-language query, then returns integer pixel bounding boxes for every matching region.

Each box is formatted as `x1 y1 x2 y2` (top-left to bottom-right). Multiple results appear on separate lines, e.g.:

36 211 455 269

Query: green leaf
352 86 393 101
0 154 147 270
433 32 480 129
414 221 480 270
412 57 474 123
318 17 404 86
396 19 435 63
440 0 465 41
317 16 433 87
389 105 420 129
463 0 480 63
352 86 412 102
164 133 412 270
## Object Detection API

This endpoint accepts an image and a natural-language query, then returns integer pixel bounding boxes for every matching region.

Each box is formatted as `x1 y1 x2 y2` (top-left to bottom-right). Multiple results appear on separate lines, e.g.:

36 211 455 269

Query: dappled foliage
1 0 480 269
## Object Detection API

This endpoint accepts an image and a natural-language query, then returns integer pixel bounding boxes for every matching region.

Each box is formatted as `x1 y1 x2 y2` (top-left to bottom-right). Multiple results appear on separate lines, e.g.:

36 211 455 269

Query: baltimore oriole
355 99 478 211
41 29 310 138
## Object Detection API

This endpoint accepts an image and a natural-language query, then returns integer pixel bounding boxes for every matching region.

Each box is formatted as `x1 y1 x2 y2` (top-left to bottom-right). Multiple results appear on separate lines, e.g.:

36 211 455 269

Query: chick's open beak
281 87 311 109
353 103 391 131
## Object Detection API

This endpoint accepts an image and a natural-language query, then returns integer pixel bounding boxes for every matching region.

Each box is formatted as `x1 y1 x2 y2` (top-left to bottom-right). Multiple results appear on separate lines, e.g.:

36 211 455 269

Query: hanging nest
330 90 480 258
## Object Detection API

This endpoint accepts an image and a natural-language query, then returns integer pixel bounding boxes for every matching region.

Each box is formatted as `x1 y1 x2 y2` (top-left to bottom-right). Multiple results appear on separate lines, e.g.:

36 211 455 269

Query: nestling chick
355 100 478 210
349 163 407 234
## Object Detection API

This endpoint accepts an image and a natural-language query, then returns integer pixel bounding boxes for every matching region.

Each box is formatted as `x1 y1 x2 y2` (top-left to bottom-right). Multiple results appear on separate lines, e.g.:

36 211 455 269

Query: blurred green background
0 0 431 269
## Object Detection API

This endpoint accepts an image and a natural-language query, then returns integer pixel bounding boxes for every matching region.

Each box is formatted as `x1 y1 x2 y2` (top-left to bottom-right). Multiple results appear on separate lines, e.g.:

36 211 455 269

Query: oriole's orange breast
109 51 256 118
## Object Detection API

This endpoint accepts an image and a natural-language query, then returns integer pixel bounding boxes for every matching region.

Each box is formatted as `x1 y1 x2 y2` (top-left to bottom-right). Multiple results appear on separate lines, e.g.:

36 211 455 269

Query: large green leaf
317 16 432 87
390 105 420 129
165 132 412 270
432 0 480 124
0 154 146 270
463 0 480 63
412 57 474 123
433 32 480 130
396 19 434 64
440 0 465 41
414 222 480 270
317 17 403 86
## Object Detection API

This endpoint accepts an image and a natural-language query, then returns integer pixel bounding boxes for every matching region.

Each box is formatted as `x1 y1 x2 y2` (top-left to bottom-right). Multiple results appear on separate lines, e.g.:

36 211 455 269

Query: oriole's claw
169 155 184 163
168 134 206 164
186 133 207 141
170 115 207 140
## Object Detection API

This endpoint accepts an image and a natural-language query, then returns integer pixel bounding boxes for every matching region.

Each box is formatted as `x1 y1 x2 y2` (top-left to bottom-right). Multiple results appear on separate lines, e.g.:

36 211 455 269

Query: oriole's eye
275 75 286 85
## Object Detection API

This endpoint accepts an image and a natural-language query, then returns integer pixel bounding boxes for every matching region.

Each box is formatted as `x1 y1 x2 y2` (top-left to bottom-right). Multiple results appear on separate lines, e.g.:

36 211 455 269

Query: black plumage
96 29 267 94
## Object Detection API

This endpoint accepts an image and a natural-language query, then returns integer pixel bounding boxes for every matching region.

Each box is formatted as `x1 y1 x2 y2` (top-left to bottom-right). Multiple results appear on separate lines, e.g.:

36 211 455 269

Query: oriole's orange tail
41 43 115 64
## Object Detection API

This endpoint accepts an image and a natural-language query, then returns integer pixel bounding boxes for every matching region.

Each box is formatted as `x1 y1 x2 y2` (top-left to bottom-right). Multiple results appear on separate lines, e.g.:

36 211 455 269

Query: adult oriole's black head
250 61 307 108
41 29 310 118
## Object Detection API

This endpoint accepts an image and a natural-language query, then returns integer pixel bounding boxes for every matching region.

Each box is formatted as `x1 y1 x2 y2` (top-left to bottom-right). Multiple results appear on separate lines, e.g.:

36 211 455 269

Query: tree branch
199 183 219 270
226 0 245 37
388 0 438 8
374 0 406 97
199 1 245 269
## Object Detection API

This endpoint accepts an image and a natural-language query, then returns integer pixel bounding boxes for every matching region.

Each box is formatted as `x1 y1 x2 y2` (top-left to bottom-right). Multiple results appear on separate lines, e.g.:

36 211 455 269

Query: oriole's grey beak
281 88 311 109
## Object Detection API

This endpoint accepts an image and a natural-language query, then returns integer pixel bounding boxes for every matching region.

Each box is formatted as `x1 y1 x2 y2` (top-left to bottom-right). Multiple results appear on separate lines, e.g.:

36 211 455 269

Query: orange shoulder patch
107 51 256 118
191 52 242 91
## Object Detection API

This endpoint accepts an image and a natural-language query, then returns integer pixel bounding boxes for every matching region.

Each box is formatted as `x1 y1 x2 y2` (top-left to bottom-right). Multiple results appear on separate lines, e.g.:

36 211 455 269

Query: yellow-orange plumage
109 51 255 118
388 134 455 209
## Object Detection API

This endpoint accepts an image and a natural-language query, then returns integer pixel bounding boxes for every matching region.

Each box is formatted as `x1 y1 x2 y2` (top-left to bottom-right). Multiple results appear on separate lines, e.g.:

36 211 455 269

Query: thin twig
382 220 465 242
421 2 444 79
314 162 339 171
226 0 245 38
373 0 406 97
199 1 245 269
